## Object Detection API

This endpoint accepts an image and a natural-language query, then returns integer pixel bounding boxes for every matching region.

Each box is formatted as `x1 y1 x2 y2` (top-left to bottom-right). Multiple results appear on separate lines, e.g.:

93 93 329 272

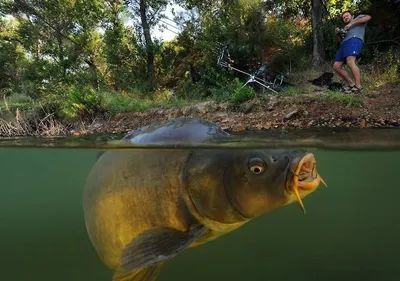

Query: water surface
1 130 399 281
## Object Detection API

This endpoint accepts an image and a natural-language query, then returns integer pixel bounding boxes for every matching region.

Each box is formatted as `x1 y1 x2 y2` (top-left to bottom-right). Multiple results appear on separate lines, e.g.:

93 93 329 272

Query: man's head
341 11 354 24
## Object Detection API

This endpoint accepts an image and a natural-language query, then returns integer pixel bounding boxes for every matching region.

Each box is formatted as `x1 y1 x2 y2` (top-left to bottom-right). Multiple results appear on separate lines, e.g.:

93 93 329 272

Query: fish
83 117 326 281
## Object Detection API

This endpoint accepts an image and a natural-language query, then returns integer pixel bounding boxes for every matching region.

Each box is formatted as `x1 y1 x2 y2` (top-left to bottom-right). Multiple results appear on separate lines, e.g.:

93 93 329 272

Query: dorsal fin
96 150 105 160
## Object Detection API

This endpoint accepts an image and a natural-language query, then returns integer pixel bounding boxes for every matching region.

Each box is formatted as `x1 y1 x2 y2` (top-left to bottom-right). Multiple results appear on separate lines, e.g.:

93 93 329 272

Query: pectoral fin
120 225 206 274
113 263 164 281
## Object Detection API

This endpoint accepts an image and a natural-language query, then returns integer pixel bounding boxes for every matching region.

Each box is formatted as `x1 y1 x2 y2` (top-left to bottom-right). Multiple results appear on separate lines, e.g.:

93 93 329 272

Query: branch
13 1 80 45
366 37 400 46
148 6 164 26
128 0 140 6
0 35 23 44
13 1 98 70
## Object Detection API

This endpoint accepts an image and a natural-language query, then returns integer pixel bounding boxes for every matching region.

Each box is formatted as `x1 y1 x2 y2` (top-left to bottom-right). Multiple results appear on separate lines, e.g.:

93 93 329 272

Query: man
333 11 371 94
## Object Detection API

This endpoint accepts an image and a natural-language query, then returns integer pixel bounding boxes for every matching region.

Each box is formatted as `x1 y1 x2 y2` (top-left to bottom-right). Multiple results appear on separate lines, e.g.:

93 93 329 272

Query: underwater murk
0 118 399 281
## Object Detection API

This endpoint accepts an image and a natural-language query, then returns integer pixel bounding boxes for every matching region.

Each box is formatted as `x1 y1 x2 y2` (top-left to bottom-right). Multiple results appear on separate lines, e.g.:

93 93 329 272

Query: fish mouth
288 153 327 214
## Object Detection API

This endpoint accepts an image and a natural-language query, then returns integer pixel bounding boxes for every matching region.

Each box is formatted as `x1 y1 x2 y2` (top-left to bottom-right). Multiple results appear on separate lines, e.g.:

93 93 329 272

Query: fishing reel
339 28 347 38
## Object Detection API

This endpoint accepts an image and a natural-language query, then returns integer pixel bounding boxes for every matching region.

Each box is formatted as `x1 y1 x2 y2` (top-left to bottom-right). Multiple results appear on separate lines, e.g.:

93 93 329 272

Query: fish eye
248 158 266 175
250 164 264 174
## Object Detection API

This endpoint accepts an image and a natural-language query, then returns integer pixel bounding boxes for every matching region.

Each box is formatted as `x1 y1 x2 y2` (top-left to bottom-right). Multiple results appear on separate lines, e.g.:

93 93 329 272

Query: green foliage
231 78 254 104
59 86 103 118
362 46 400 88
99 90 157 115
0 17 26 96
0 0 399 121
323 90 364 107
382 47 400 83
263 16 311 71
103 23 144 91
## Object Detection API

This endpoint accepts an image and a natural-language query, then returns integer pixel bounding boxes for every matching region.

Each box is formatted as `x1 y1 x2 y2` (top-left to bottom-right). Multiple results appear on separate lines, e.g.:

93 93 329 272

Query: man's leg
333 61 355 86
346 56 361 89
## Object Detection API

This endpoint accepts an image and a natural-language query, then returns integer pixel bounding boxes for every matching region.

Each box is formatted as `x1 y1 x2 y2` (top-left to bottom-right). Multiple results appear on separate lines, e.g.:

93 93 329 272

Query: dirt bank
1 82 399 137
84 81 400 135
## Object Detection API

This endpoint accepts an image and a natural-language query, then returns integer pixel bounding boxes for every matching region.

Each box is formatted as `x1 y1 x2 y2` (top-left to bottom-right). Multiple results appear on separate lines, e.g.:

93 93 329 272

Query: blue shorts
335 37 364 63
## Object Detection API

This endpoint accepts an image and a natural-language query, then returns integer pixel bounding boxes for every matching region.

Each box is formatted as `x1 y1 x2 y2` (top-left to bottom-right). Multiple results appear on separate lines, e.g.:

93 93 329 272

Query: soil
1 82 399 137
81 81 400 136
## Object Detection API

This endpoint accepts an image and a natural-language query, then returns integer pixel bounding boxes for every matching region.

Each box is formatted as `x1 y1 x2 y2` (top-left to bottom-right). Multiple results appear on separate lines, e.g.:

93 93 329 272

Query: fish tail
112 263 165 281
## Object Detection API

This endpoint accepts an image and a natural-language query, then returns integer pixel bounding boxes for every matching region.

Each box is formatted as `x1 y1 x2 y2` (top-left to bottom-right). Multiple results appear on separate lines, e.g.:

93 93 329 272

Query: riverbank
75 81 400 135
1 81 399 137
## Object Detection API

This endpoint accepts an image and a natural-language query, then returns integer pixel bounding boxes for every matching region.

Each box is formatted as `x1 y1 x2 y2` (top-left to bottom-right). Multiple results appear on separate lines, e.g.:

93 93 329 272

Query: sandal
344 85 362 94
341 84 355 92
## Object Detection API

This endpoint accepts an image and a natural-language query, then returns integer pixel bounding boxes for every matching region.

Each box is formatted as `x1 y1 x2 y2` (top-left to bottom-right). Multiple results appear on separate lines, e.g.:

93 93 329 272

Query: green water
1 147 399 281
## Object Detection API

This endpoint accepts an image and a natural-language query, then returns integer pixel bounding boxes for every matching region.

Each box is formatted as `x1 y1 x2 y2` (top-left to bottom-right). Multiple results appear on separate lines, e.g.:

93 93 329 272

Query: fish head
222 149 326 218
185 149 326 224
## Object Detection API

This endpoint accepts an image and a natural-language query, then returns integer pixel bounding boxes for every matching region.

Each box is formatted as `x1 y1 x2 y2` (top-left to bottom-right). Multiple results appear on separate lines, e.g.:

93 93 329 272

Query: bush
231 78 255 104
59 86 104 119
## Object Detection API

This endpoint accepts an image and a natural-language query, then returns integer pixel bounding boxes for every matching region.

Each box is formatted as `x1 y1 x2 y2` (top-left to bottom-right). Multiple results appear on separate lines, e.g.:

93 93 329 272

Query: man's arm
344 14 372 30
353 14 372 25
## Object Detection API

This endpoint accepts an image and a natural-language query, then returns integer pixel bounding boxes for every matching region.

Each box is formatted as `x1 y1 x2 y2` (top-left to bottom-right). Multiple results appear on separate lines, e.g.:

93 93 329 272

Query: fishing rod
320 0 399 46
319 0 347 39
217 43 281 94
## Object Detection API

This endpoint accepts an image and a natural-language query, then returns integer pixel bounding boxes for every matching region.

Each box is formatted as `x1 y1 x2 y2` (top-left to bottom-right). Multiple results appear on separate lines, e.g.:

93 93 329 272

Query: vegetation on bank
0 0 399 136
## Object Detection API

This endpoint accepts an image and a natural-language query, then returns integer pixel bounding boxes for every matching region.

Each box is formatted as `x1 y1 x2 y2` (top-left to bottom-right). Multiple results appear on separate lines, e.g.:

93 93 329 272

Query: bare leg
333 61 355 86
346 56 361 88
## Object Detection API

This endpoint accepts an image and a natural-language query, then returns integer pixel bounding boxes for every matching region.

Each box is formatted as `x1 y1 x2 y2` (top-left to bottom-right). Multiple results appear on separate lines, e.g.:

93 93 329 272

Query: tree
124 0 169 91
2 0 106 93
0 17 26 96
311 0 324 68
102 0 141 91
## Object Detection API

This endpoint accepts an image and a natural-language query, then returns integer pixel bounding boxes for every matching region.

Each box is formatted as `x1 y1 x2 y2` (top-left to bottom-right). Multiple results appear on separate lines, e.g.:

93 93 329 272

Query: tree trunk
139 0 154 90
56 30 66 75
311 0 324 68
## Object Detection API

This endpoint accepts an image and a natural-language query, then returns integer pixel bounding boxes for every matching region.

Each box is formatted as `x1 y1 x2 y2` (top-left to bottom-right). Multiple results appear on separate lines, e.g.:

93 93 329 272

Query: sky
124 3 185 42
2 3 186 42
152 3 185 41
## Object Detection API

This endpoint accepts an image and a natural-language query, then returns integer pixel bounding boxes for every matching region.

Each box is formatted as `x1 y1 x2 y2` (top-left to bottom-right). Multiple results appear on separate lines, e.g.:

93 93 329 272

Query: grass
278 59 398 107
0 59 398 137
323 90 364 107
361 64 399 90
0 88 191 117
98 90 190 115
0 88 196 137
